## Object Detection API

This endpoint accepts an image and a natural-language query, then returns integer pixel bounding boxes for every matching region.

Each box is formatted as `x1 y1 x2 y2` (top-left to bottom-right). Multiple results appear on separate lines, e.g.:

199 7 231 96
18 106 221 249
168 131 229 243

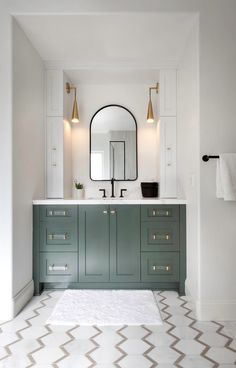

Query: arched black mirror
90 105 138 181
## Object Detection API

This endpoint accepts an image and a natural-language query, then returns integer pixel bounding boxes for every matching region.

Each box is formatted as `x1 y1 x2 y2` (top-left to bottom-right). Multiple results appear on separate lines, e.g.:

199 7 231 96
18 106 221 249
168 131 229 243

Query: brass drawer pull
54 210 67 216
152 265 170 272
151 209 170 217
152 233 170 240
48 210 67 217
48 233 69 240
48 264 68 271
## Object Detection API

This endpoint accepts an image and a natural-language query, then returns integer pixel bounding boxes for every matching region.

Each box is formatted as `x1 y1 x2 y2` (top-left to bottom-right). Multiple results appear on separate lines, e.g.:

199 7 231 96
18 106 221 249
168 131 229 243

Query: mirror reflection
90 105 137 181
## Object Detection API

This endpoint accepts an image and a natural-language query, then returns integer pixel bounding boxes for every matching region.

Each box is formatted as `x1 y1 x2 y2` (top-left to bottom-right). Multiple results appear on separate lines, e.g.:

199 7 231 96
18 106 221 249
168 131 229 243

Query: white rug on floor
46 290 162 326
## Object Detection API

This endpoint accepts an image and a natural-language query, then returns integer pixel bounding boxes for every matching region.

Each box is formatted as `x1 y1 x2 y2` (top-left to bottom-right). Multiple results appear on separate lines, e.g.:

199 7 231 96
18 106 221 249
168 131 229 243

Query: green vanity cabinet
33 203 186 295
79 205 140 282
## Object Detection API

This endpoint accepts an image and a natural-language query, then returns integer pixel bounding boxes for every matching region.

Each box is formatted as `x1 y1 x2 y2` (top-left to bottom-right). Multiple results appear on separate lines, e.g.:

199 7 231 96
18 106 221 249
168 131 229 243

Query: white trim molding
0 280 34 321
196 299 236 321
13 280 34 318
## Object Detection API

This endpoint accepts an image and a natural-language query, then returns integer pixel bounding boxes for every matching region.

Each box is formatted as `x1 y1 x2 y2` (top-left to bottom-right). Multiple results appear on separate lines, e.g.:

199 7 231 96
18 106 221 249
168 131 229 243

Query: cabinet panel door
40 223 77 252
40 205 77 222
46 117 64 198
159 117 177 198
79 206 109 282
160 69 177 116
46 70 63 116
141 222 179 252
141 205 179 222
40 252 77 282
141 252 179 282
110 205 140 282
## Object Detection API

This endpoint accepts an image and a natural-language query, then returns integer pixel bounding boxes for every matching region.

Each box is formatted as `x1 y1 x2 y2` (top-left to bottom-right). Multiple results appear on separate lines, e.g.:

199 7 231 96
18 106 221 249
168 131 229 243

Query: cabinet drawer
40 206 77 222
141 205 179 222
141 222 179 251
141 252 179 282
40 223 77 252
40 252 77 282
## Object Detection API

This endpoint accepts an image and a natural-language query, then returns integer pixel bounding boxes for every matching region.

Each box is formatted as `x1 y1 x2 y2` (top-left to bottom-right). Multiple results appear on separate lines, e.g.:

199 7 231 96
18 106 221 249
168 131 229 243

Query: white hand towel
216 153 236 200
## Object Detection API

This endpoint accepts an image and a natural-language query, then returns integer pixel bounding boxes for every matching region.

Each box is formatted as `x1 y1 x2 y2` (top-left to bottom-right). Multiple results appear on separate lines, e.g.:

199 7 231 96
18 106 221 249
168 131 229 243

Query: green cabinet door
110 205 140 282
79 205 110 282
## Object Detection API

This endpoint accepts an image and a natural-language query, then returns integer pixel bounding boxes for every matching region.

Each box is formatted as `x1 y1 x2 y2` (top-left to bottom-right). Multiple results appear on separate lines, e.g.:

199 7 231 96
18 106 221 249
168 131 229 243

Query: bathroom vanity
34 69 186 295
33 199 186 295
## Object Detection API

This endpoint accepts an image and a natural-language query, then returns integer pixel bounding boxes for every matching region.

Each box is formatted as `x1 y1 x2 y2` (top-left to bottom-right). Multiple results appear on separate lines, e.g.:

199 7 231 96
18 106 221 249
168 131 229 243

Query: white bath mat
46 289 162 326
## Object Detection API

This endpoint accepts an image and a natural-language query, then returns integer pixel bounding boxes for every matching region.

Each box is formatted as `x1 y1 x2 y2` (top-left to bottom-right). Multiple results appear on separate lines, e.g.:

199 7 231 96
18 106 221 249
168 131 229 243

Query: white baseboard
184 281 236 321
196 300 236 321
0 280 34 322
13 280 34 317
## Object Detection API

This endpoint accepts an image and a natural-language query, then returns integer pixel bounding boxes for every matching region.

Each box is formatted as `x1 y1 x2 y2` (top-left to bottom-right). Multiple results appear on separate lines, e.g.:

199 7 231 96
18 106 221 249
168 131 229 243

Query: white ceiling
15 13 195 66
65 68 160 85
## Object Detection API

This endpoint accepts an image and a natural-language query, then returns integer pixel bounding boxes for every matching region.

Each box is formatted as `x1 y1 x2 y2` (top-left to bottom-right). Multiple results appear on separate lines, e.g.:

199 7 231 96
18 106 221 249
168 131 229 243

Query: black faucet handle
120 189 127 198
99 189 106 198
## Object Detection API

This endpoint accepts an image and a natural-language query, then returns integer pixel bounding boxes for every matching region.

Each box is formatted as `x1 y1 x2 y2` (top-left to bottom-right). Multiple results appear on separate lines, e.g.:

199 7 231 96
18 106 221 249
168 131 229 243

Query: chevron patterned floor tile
0 290 235 367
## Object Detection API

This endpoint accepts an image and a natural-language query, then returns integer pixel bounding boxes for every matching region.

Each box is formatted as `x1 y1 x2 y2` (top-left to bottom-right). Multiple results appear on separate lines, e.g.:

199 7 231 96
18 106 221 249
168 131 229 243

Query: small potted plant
74 181 84 199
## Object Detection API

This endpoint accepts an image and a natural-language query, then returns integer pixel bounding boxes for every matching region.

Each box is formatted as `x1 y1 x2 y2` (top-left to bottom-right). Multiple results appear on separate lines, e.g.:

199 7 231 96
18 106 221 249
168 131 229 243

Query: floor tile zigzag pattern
0 290 235 367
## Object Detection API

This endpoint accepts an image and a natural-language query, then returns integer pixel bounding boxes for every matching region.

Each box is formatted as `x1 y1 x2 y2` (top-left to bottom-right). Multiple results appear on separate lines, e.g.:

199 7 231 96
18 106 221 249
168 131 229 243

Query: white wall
0 7 13 321
198 3 236 320
177 19 200 301
72 83 159 198
12 20 44 312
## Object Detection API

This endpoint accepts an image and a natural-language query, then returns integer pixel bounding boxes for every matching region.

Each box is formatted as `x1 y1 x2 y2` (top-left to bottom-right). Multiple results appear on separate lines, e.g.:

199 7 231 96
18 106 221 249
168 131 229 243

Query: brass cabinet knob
110 210 116 214
103 210 108 214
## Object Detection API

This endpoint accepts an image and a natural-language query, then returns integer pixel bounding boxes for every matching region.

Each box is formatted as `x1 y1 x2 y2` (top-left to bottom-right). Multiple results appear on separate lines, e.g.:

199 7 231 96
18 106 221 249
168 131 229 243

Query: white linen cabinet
45 70 72 198
159 69 177 198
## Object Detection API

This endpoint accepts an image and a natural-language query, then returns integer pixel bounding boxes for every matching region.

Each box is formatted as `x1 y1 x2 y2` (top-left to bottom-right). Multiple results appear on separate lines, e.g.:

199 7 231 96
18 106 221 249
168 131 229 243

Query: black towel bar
202 155 220 162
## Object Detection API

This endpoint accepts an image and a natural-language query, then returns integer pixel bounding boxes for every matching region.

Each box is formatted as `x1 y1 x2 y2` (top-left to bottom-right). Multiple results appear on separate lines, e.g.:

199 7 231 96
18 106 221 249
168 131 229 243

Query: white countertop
33 198 187 205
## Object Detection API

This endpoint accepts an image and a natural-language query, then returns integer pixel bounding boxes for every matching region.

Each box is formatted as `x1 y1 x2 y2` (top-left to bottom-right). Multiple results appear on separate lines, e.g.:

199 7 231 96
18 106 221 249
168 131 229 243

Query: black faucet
120 189 127 198
99 189 106 198
111 178 115 198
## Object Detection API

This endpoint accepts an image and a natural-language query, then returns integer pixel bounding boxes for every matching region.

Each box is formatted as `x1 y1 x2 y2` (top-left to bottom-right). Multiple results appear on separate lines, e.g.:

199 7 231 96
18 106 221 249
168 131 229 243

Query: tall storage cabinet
45 70 72 198
159 69 177 198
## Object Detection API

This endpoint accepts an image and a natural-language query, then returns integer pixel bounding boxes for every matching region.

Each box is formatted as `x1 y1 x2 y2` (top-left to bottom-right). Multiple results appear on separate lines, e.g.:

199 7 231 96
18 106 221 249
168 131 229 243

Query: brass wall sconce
147 83 159 123
66 82 79 123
